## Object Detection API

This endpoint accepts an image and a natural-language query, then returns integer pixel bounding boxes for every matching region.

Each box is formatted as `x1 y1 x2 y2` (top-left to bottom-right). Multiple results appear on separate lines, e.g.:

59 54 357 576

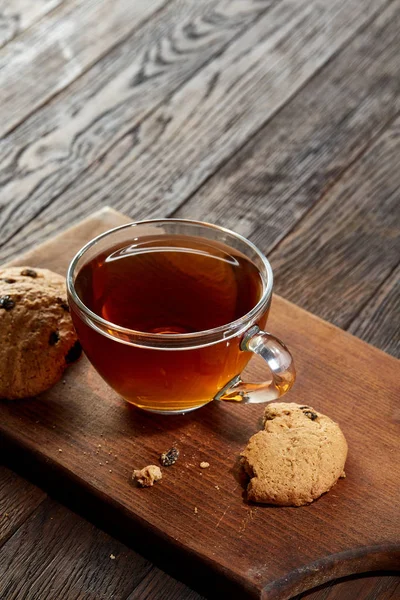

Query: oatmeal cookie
0 266 81 399
241 402 347 506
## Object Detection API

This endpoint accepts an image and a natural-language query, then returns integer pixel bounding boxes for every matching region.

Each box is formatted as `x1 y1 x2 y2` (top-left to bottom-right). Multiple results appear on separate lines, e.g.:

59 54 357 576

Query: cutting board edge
3 206 132 269
261 544 400 600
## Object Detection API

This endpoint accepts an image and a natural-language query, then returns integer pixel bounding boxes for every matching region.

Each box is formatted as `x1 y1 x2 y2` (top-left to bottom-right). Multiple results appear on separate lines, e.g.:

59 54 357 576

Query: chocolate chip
299 406 310 410
20 268 37 278
303 410 318 421
49 331 60 346
0 295 15 311
160 447 179 466
65 340 82 364
2 278 16 284
56 297 70 312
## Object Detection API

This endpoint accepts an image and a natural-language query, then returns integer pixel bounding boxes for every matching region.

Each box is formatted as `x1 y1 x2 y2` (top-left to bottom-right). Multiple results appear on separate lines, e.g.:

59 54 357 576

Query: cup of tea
67 220 295 414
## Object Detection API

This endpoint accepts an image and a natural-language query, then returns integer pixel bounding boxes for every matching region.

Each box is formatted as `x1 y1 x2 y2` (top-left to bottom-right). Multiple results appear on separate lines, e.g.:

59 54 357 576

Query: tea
72 234 267 412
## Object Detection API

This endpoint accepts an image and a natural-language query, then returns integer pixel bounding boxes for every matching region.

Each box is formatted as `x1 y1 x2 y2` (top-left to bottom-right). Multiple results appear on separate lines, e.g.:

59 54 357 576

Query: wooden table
0 1 399 599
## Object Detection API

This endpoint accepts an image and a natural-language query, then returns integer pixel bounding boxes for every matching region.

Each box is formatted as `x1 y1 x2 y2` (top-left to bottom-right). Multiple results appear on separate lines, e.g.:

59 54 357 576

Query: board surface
1 208 399 600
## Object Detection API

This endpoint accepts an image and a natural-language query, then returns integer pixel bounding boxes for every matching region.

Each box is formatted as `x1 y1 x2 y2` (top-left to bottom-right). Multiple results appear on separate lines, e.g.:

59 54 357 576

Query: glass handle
215 326 295 404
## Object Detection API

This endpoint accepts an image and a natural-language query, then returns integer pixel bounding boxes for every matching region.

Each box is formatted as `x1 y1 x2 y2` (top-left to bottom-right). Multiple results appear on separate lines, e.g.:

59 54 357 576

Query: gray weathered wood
0 0 65 49
0 0 167 137
0 0 391 263
175 0 400 239
0 499 152 600
0 466 46 548
348 263 400 357
0 0 275 255
265 115 400 330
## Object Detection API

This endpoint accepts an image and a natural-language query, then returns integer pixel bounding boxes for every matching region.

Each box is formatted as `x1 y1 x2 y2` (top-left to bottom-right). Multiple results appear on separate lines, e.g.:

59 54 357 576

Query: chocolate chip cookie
241 402 348 506
0 267 81 399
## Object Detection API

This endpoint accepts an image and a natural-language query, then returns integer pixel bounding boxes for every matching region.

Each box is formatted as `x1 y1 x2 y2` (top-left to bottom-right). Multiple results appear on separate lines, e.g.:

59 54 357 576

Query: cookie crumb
215 485 220 490
58 448 62 453
110 554 116 560
160 447 179 466
194 507 198 514
133 465 162 487
200 461 210 469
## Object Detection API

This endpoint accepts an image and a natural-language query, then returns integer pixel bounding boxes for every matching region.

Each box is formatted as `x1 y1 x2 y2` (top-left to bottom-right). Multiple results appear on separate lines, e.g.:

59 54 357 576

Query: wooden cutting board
1 208 399 600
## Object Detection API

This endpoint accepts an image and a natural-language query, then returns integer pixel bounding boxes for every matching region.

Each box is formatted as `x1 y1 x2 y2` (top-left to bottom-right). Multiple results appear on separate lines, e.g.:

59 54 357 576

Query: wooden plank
263 114 400 331
0 0 276 258
348 264 400 357
174 0 400 243
127 567 205 600
0 0 392 263
5 206 132 272
0 466 46 548
1 209 399 600
0 0 167 137
297 573 400 600
0 499 152 600
0 0 65 49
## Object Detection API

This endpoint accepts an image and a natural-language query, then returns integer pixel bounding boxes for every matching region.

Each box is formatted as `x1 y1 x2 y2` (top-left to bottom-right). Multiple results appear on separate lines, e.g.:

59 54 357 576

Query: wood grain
265 114 400 330
0 499 152 600
0 0 275 257
0 0 392 263
129 569 400 600
298 573 400 600
0 0 65 49
0 0 167 137
0 466 46 548
175 0 400 252
348 263 400 357
127 567 205 600
1 210 399 600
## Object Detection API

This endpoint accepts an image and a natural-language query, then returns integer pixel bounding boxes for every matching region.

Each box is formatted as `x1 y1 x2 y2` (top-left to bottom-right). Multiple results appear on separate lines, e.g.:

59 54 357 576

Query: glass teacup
67 220 295 413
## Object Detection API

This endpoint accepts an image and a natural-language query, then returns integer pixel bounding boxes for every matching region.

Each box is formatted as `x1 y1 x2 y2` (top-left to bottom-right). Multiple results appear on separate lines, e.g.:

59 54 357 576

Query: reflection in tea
72 235 267 412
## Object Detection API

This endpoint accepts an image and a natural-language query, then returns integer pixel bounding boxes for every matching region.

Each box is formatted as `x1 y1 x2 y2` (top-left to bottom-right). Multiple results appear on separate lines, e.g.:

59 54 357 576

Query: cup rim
66 219 273 347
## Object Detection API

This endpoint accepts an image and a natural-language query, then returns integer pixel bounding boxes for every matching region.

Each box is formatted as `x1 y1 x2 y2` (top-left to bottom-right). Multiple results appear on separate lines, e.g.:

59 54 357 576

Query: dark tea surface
75 235 263 333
